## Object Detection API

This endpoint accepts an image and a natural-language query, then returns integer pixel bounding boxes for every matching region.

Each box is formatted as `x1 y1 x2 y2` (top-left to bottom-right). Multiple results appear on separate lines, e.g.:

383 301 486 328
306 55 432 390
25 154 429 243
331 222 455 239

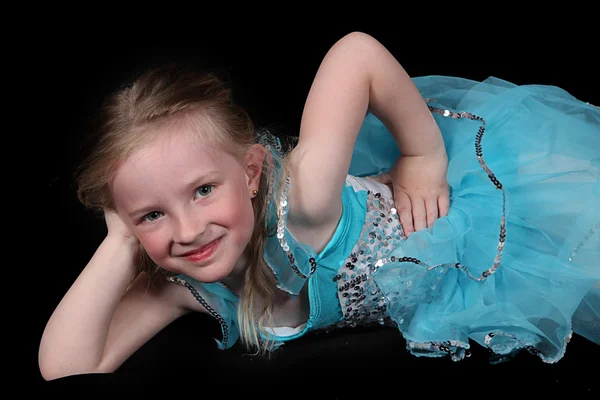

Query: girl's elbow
39 359 70 382
39 362 109 382
339 31 375 44
38 354 109 381
336 32 383 53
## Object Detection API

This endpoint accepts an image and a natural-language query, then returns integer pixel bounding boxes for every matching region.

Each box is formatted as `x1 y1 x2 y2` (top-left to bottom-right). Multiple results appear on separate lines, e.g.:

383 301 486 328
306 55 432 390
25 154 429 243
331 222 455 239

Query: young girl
38 32 599 380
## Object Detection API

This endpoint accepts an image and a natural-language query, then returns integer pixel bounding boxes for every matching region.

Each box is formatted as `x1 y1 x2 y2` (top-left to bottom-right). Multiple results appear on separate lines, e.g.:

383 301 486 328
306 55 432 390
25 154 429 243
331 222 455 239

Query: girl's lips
183 238 221 262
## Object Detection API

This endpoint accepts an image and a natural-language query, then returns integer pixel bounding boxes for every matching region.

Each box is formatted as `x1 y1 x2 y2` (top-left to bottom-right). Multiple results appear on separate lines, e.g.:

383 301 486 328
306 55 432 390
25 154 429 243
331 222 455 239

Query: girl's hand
369 147 450 237
104 208 139 245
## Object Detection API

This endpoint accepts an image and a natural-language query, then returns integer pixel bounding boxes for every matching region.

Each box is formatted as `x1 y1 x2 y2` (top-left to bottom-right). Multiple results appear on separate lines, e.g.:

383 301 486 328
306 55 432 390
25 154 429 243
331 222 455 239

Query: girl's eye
143 211 163 223
195 185 213 199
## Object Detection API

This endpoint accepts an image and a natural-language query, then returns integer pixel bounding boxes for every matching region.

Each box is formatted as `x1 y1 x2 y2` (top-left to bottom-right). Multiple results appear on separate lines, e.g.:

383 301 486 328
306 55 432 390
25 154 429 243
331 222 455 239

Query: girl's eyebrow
128 170 220 218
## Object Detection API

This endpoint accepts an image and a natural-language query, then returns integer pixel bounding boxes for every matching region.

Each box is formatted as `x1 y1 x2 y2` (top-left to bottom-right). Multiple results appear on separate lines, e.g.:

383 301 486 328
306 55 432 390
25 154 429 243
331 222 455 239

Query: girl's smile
180 237 222 263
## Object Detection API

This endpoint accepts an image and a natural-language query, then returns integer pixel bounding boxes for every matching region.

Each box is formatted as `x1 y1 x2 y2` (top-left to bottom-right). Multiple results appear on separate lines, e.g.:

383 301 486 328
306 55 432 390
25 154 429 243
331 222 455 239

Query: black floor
42 313 599 395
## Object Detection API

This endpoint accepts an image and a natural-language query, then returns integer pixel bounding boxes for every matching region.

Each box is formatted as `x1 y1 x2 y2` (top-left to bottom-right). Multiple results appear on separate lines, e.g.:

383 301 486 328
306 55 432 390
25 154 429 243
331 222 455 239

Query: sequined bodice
329 179 405 329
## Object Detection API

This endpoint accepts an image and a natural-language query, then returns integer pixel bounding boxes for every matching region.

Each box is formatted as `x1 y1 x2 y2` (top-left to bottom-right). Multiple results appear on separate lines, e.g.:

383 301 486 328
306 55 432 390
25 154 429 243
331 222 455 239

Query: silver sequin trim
363 103 508 282
568 222 600 262
276 174 317 280
484 325 573 364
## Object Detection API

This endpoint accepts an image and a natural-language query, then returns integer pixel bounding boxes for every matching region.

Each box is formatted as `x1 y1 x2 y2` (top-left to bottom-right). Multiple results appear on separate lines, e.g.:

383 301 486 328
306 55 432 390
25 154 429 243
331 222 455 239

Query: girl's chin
181 264 237 284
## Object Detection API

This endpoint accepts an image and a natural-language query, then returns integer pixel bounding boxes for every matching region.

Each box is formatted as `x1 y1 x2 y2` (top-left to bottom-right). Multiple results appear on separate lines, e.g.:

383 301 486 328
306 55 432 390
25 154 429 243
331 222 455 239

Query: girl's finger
395 191 414 237
438 191 450 218
425 197 439 228
411 196 427 232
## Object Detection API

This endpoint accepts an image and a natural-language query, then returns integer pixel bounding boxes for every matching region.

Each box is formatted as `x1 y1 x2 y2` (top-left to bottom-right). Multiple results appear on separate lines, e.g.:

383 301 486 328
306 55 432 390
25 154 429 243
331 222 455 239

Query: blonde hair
75 64 288 354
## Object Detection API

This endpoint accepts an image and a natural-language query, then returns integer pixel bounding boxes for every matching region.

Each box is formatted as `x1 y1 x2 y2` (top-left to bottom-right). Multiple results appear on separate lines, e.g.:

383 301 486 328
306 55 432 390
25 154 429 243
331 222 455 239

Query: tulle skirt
348 75 600 363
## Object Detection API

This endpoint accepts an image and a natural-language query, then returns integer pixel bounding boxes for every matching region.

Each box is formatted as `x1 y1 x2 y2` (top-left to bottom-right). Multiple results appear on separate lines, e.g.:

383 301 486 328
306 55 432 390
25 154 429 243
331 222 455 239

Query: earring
252 189 258 197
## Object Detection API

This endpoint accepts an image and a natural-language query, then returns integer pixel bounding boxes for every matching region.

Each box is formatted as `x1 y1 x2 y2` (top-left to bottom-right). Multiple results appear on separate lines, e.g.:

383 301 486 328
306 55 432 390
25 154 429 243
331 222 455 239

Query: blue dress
168 75 600 364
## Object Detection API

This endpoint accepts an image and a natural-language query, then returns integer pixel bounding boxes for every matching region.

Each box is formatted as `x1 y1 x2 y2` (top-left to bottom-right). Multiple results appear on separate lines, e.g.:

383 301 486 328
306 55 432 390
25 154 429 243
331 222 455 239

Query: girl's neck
220 249 250 295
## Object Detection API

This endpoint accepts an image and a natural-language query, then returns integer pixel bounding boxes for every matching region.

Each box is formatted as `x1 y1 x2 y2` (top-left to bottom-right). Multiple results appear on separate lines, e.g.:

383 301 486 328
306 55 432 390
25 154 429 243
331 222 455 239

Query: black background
16 27 599 394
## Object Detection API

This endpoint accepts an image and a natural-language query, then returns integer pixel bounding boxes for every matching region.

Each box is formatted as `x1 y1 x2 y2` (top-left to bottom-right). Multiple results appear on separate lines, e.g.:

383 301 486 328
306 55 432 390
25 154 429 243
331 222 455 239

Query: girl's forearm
364 37 444 157
39 235 139 377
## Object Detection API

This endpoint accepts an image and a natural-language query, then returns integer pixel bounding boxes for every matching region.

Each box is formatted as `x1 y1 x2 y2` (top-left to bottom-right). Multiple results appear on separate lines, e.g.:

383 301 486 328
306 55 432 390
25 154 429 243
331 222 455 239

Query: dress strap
258 131 318 295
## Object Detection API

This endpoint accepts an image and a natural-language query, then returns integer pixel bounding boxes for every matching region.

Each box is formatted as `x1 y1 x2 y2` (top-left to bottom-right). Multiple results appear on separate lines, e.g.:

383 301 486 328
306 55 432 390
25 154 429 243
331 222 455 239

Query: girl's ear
245 144 266 196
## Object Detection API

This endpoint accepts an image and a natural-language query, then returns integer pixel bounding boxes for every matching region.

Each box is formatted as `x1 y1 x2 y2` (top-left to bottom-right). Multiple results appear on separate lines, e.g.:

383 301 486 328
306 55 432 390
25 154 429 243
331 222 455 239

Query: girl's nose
173 214 205 244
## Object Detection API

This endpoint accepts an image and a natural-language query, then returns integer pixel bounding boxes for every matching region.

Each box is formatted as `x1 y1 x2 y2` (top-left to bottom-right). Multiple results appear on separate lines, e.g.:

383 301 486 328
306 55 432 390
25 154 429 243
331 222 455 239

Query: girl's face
111 126 264 284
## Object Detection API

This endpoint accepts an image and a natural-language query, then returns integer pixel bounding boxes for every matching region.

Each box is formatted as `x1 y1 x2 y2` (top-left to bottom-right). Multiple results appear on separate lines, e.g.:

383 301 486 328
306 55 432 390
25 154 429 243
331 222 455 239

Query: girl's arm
38 214 201 381
288 32 448 246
